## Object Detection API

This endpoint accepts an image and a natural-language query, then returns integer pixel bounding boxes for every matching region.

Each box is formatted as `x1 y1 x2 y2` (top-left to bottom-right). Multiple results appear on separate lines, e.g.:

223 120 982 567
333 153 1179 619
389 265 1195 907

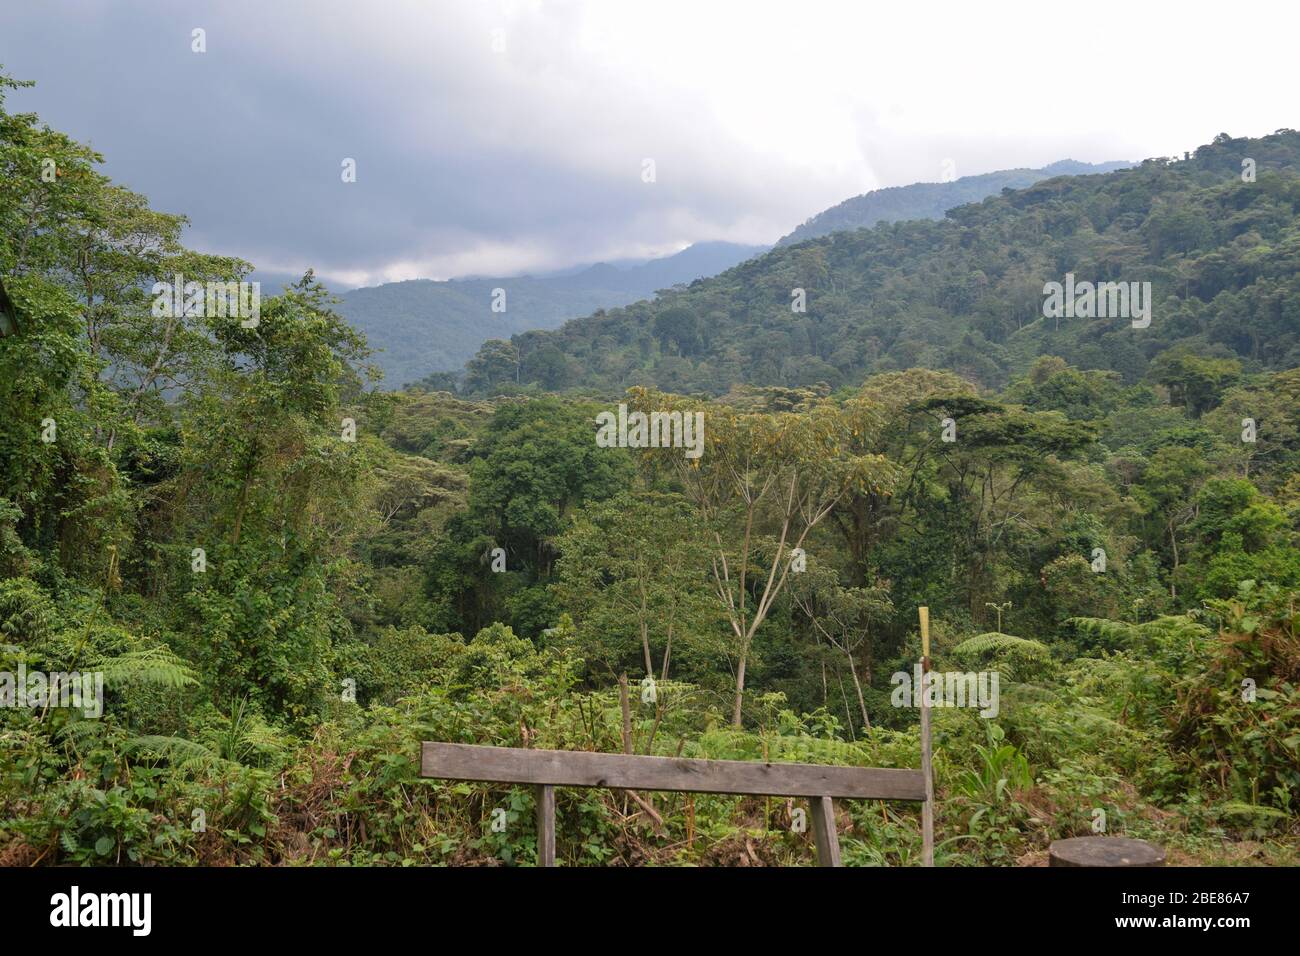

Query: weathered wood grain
421 742 925 800
534 784 556 867
809 795 841 867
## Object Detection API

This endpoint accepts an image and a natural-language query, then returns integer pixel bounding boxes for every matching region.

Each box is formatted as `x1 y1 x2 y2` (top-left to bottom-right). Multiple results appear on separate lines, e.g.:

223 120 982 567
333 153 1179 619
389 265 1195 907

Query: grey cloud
0 0 809 287
4 0 1220 290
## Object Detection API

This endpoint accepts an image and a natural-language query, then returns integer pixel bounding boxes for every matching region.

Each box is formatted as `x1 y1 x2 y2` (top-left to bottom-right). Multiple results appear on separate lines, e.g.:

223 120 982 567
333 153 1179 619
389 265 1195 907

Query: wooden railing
420 741 927 866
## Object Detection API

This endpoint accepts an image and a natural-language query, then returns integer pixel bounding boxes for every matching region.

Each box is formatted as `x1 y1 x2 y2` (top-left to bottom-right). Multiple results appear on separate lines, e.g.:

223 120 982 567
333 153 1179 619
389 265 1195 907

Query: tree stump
1049 836 1165 867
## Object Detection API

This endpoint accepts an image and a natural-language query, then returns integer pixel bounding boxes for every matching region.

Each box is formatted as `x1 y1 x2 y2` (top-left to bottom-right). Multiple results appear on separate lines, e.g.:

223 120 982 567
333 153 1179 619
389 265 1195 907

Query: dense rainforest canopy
1 69 1296 866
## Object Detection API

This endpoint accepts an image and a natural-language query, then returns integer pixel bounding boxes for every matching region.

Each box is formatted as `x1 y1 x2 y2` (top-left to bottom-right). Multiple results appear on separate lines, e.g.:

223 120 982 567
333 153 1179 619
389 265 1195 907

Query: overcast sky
2 0 1297 289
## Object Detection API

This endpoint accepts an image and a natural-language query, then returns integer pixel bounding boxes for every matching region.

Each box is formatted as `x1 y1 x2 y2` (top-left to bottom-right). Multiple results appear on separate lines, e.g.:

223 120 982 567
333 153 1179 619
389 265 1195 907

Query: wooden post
535 784 556 867
918 606 934 867
809 795 841 867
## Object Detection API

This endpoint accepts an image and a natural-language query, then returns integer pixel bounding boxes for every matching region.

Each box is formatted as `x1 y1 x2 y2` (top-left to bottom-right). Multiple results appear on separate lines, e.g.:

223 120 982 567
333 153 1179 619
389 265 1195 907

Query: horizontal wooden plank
421 742 925 801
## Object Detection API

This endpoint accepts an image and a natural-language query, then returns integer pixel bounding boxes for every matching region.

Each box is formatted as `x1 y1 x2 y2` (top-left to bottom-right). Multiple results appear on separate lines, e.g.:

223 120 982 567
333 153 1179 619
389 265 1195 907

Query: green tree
464 339 519 393
555 490 718 681
629 386 895 725
1133 445 1211 597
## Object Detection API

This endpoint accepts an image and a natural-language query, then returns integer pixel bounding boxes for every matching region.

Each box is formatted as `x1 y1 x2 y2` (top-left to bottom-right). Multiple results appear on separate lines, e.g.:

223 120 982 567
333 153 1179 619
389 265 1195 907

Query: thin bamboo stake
618 674 633 755
919 606 934 867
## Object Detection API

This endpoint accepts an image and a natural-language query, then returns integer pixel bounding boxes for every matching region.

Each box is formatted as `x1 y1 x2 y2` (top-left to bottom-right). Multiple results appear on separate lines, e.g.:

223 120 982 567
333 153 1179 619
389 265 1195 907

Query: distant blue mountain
777 159 1131 246
333 241 767 388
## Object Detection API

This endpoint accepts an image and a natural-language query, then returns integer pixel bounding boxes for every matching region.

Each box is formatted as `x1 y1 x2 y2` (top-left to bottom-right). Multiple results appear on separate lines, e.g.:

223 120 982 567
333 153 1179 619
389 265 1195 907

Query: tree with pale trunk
788 560 892 736
627 386 897 726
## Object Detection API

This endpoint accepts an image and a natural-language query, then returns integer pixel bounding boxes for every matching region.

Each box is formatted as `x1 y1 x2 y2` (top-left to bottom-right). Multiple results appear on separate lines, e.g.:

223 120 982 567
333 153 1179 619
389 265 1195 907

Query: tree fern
1069 615 1212 663
92 646 198 691
953 632 1048 658
951 633 1053 681
1067 617 1140 649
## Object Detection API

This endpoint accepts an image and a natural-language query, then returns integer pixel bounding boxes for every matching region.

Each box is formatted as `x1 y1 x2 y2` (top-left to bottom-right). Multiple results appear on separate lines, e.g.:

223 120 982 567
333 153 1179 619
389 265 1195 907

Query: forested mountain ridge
337 241 765 388
776 159 1131 247
361 162 1130 391
466 131 1300 397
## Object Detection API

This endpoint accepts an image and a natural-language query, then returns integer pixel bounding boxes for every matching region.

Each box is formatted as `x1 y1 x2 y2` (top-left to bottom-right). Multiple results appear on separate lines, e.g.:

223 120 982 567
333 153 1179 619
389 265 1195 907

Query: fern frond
238 718 292 756
52 717 111 747
953 632 1050 658
952 633 1054 681
93 647 198 690
1068 617 1140 645
125 734 222 770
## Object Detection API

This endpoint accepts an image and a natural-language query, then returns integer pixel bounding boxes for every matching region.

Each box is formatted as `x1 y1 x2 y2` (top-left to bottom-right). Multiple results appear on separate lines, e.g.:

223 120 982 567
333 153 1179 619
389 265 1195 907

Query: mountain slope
777 159 1131 247
337 241 766 388
479 131 1300 397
